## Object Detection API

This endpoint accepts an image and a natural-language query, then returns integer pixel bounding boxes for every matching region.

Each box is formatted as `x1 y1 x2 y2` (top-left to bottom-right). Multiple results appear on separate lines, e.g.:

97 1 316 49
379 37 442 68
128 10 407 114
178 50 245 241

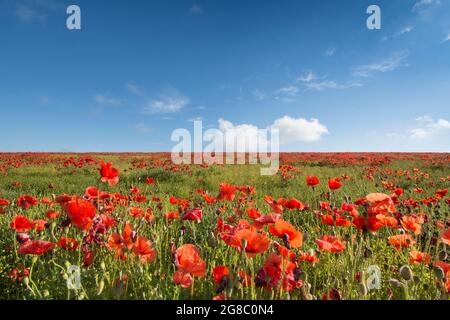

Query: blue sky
0 0 449 152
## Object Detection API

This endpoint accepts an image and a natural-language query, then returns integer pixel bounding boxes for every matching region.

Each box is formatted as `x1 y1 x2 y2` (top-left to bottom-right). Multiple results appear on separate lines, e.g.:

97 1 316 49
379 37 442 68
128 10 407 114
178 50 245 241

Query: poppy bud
23 276 30 286
399 265 413 281
433 266 445 280
438 250 447 261
97 279 105 295
16 233 31 244
241 238 248 252
83 250 96 267
43 289 49 297
389 278 404 288
100 261 106 271
359 282 368 296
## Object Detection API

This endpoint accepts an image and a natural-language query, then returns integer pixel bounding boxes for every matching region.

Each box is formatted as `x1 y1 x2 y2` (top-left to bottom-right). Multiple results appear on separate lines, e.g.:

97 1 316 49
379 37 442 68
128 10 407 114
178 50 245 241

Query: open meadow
0 152 449 300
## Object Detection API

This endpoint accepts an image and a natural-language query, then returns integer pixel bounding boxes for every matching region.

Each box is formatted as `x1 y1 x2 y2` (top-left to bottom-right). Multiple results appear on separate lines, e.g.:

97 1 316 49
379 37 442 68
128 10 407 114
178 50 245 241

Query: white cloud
271 116 329 143
383 26 414 41
443 33 450 42
412 0 441 13
189 4 203 14
208 116 328 151
275 85 298 96
353 51 409 77
296 71 361 91
324 47 336 57
142 92 189 114
410 116 450 139
304 80 362 91
297 71 317 83
94 94 122 106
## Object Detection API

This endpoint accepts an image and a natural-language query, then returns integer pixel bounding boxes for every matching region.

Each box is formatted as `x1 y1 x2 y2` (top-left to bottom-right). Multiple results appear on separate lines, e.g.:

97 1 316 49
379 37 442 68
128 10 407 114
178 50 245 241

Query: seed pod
433 266 445 280
438 250 447 261
389 278 404 288
413 275 420 284
399 265 414 281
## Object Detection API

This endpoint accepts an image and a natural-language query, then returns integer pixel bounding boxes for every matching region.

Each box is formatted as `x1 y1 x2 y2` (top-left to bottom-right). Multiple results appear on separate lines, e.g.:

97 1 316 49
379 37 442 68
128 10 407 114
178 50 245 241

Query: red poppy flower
58 237 79 251
46 210 60 219
388 234 416 250
440 228 450 246
252 213 282 229
401 215 422 235
230 229 271 257
174 244 206 277
409 250 431 264
264 195 285 214
316 235 346 252
65 199 97 230
182 208 203 223
366 193 396 215
17 195 39 208
85 186 99 199
32 219 47 232
284 198 306 211
218 183 236 201
129 206 144 218
145 177 154 185
212 266 229 285
99 161 119 186
269 220 303 248
306 176 319 187
10 215 34 232
165 211 179 219
19 240 55 255
173 270 193 288
247 207 261 219
298 250 319 263
255 253 302 292
0 199 11 206
132 236 156 264
328 178 342 190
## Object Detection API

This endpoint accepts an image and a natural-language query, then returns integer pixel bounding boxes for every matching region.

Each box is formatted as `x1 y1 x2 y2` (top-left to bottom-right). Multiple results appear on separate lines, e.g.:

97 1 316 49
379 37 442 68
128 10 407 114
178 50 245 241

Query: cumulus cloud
142 91 189 114
206 116 328 151
271 116 329 143
353 51 409 77
410 116 450 139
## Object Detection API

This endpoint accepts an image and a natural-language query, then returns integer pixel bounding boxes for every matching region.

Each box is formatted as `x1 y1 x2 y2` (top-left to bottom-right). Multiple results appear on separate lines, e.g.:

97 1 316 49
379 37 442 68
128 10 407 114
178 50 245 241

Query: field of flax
0 152 449 300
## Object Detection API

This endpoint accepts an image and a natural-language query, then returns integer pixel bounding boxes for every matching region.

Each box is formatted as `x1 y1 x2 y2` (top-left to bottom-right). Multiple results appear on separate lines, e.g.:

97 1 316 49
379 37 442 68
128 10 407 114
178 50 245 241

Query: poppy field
0 152 449 300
